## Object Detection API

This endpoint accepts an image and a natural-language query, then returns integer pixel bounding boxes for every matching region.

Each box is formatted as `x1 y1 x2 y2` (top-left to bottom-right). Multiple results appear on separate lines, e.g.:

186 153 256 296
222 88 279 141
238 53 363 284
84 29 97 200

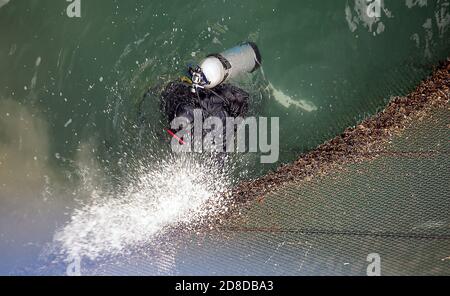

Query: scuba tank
188 42 262 92
161 42 259 151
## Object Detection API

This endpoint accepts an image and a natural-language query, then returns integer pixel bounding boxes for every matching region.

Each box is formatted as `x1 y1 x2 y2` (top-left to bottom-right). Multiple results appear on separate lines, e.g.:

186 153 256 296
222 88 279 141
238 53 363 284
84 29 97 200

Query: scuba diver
160 42 262 152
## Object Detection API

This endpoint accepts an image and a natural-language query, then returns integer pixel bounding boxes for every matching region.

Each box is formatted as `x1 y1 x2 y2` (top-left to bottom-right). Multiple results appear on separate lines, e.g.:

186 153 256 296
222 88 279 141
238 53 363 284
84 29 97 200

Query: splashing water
53 155 231 261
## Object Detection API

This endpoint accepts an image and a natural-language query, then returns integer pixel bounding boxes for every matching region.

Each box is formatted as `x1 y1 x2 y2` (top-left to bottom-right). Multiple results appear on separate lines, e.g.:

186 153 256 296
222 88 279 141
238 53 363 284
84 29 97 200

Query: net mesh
85 103 449 276
76 62 450 275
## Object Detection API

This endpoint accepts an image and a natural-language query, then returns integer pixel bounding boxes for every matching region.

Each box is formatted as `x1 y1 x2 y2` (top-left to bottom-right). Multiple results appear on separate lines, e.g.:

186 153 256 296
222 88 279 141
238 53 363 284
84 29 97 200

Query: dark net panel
90 105 449 275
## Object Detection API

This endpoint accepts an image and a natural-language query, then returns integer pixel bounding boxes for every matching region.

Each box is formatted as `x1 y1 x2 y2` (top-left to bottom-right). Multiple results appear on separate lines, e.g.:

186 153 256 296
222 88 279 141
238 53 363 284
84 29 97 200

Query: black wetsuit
161 82 249 124
161 82 249 150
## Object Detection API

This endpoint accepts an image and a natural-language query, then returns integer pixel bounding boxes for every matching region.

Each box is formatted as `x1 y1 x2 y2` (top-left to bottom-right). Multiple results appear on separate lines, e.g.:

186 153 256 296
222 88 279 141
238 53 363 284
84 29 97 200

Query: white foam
64 118 72 128
54 155 230 260
268 83 317 112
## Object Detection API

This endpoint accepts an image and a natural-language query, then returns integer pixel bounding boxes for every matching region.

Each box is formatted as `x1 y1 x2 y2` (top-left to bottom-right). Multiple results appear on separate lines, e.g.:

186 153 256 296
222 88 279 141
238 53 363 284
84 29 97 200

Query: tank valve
188 65 209 93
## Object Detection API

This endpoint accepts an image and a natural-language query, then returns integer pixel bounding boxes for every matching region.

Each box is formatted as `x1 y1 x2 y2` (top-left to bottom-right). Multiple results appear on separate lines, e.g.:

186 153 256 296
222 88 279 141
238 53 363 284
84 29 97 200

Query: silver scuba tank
190 42 262 91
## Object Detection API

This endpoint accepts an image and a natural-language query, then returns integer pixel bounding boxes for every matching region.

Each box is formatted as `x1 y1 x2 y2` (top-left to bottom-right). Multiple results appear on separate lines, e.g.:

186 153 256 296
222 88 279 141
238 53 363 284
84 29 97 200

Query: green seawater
0 0 448 274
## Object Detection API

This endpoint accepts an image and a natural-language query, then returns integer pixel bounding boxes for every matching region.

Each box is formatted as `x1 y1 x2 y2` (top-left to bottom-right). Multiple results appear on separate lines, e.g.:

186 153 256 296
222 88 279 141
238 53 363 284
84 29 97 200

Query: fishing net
78 62 450 276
